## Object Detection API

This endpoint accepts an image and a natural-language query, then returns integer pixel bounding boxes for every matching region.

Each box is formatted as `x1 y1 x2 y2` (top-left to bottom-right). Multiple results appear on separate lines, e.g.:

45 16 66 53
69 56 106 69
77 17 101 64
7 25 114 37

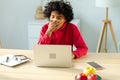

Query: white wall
0 0 120 52
0 0 41 49
70 0 120 52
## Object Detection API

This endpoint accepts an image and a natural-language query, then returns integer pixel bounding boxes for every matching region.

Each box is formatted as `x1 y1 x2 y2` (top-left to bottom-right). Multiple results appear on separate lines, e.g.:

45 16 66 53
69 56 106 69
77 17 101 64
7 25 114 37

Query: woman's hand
45 21 59 36
72 54 75 59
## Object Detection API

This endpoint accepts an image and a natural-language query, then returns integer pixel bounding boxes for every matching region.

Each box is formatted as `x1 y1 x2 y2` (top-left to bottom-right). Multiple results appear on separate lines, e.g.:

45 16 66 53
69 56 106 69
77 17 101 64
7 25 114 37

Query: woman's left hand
72 54 75 59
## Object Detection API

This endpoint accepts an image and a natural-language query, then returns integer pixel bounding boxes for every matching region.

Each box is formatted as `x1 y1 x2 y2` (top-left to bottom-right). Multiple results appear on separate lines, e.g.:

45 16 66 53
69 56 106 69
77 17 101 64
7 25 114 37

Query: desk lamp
96 0 120 53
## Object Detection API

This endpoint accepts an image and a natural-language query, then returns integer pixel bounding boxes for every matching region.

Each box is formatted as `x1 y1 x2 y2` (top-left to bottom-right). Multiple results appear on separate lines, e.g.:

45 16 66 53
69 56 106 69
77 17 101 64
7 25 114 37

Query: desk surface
0 49 120 80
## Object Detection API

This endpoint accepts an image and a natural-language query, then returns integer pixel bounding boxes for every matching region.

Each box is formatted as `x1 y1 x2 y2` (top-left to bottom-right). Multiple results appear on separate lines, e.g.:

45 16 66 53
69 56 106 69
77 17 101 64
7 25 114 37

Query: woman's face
50 11 66 29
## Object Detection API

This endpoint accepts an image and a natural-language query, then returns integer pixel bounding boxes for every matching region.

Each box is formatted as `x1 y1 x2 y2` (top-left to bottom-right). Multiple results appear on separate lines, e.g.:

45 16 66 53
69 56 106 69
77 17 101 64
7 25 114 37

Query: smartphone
87 61 103 70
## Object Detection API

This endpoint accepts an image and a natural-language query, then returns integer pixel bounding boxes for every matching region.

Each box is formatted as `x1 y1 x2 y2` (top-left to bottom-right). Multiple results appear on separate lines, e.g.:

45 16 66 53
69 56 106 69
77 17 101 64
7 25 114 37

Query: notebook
33 45 73 68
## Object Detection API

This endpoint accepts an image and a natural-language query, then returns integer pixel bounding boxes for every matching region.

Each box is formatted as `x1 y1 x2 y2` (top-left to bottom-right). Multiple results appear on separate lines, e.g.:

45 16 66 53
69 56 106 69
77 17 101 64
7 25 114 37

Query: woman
37 1 88 59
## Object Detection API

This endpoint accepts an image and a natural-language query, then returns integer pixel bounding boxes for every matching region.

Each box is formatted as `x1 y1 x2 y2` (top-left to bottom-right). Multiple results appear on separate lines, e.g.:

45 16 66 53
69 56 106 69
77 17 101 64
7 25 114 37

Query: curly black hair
43 1 74 22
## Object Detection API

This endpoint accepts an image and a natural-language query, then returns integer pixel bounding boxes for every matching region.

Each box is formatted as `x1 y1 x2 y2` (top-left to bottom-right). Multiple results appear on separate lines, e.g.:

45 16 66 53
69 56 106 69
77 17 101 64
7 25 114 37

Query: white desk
28 19 80 49
0 49 120 80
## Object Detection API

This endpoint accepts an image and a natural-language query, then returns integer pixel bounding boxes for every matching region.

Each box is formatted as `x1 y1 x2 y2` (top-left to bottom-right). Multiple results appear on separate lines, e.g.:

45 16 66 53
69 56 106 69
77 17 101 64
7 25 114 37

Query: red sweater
38 22 88 58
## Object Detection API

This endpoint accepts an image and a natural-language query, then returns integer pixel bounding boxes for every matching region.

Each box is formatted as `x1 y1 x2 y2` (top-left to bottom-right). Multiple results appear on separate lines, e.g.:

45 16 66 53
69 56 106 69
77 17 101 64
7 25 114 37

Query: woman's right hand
45 21 59 36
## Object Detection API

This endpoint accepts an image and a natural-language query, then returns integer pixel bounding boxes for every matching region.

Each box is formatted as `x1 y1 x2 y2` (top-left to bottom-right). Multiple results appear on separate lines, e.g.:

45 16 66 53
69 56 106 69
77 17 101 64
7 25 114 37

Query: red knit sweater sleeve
37 23 52 44
72 26 88 58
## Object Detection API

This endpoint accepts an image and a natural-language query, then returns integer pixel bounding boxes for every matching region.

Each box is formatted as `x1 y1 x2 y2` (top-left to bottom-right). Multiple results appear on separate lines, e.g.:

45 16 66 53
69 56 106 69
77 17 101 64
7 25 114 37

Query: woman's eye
51 16 54 19
57 18 61 20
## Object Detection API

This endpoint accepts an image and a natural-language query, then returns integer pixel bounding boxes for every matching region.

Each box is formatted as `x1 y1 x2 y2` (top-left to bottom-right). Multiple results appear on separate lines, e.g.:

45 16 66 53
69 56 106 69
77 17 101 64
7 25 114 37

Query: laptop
33 45 73 68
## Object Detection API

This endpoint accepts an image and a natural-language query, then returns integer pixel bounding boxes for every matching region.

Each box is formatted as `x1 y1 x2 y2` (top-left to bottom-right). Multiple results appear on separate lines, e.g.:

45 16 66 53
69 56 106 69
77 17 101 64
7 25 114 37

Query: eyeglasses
0 54 30 67
5 55 30 63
